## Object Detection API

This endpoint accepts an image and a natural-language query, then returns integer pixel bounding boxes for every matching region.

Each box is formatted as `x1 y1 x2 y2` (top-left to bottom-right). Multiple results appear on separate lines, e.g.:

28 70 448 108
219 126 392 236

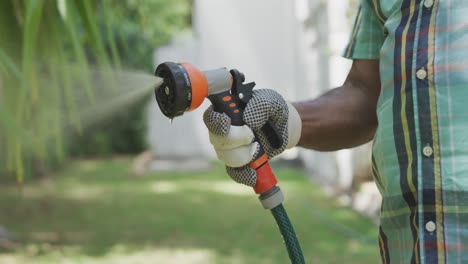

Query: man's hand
203 89 302 186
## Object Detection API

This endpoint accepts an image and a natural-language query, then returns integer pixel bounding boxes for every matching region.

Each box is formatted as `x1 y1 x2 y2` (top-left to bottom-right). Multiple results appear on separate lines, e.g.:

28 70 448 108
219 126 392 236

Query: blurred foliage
69 96 150 157
0 0 191 181
70 0 191 157
104 0 192 70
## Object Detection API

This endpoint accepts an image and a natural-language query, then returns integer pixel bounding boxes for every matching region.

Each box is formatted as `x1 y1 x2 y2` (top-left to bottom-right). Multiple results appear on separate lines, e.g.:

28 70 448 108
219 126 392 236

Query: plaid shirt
344 0 468 263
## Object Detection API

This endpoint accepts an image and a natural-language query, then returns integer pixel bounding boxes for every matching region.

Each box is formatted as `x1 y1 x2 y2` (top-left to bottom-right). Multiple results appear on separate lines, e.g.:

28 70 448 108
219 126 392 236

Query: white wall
193 0 308 101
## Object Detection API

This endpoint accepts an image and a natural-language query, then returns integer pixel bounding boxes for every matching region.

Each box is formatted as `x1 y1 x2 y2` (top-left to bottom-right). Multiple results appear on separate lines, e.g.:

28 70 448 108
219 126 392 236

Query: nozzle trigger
230 69 255 106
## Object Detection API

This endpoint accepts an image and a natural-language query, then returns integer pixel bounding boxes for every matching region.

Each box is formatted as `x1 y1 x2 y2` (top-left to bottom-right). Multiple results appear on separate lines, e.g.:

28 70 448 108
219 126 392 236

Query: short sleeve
343 2 386 60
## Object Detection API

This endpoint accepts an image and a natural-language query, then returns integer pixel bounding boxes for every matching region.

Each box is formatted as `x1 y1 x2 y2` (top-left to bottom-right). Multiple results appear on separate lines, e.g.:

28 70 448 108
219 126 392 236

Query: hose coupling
259 186 284 209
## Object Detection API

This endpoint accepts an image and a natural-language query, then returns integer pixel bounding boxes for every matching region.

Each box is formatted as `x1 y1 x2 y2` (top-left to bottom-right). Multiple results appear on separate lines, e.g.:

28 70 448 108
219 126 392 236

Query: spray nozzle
154 62 193 118
154 62 234 119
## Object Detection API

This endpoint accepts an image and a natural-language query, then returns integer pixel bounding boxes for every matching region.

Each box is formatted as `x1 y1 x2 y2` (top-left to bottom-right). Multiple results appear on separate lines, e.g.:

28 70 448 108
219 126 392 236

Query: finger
203 105 231 136
243 90 270 130
226 165 257 187
215 142 259 168
209 125 254 150
243 89 286 130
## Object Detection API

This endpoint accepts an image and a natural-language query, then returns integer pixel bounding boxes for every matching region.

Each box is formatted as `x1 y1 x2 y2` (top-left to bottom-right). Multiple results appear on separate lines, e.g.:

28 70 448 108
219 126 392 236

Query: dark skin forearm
293 60 381 151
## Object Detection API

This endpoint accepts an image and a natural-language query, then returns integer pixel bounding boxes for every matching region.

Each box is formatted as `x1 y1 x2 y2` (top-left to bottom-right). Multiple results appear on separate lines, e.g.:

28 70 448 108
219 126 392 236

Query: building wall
193 0 308 100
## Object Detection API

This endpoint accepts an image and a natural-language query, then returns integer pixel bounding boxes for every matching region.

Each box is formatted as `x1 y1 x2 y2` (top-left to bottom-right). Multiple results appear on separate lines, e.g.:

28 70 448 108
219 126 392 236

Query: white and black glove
203 89 302 187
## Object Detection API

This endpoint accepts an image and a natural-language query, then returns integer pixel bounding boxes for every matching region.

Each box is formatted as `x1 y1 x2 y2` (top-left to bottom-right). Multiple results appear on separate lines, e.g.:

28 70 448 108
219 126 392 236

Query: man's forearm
293 86 377 151
293 66 380 151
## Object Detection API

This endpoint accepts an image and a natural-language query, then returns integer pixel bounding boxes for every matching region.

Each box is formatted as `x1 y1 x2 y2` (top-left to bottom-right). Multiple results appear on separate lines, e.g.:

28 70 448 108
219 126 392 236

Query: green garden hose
271 203 306 264
260 186 305 263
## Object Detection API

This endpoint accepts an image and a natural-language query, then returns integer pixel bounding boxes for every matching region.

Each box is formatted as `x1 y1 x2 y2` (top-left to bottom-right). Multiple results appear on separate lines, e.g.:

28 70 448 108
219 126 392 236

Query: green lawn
0 158 380 263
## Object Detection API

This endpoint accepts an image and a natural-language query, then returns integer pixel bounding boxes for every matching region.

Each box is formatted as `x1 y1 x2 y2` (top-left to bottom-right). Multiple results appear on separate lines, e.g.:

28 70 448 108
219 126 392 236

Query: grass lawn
0 158 380 263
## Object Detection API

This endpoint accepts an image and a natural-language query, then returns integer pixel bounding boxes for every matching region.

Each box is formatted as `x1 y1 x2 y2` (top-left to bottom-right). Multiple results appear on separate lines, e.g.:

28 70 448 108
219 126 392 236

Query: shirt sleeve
343 2 386 60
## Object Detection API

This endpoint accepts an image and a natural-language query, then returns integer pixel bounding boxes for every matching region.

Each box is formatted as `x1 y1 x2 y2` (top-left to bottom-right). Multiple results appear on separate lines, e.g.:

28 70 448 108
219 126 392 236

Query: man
203 0 468 263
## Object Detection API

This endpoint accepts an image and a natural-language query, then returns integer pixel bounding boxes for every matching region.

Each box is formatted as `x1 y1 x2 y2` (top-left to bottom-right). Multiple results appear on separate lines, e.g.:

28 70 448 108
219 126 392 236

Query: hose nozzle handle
207 70 280 195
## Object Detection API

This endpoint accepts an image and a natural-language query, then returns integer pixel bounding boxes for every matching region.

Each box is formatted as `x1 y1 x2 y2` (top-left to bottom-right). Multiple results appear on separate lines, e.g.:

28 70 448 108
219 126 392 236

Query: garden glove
203 89 302 187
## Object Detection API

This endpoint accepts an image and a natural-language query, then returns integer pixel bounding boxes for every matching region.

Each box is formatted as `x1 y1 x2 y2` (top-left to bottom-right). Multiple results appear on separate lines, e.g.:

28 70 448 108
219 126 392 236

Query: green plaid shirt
344 0 468 263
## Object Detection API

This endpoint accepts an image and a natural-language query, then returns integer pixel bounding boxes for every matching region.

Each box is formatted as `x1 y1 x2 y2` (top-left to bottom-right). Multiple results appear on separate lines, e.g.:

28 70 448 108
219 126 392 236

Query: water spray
154 62 305 264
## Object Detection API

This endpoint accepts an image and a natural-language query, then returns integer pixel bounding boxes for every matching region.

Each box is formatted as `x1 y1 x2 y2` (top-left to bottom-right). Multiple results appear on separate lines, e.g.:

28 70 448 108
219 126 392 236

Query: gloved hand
203 89 302 187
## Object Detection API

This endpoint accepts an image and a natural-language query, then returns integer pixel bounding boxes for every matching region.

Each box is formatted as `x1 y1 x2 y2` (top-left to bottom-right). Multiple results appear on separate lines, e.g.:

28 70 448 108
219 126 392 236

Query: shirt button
417 68 427 80
425 221 436 232
424 0 434 8
423 145 433 157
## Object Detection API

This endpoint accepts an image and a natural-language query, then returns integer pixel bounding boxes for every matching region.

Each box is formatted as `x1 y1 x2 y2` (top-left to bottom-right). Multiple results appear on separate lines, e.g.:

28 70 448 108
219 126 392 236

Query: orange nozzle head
180 63 208 111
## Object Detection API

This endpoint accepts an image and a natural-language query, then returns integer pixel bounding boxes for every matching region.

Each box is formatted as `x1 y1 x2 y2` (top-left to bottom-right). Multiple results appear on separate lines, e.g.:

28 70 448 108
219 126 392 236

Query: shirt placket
413 0 442 262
